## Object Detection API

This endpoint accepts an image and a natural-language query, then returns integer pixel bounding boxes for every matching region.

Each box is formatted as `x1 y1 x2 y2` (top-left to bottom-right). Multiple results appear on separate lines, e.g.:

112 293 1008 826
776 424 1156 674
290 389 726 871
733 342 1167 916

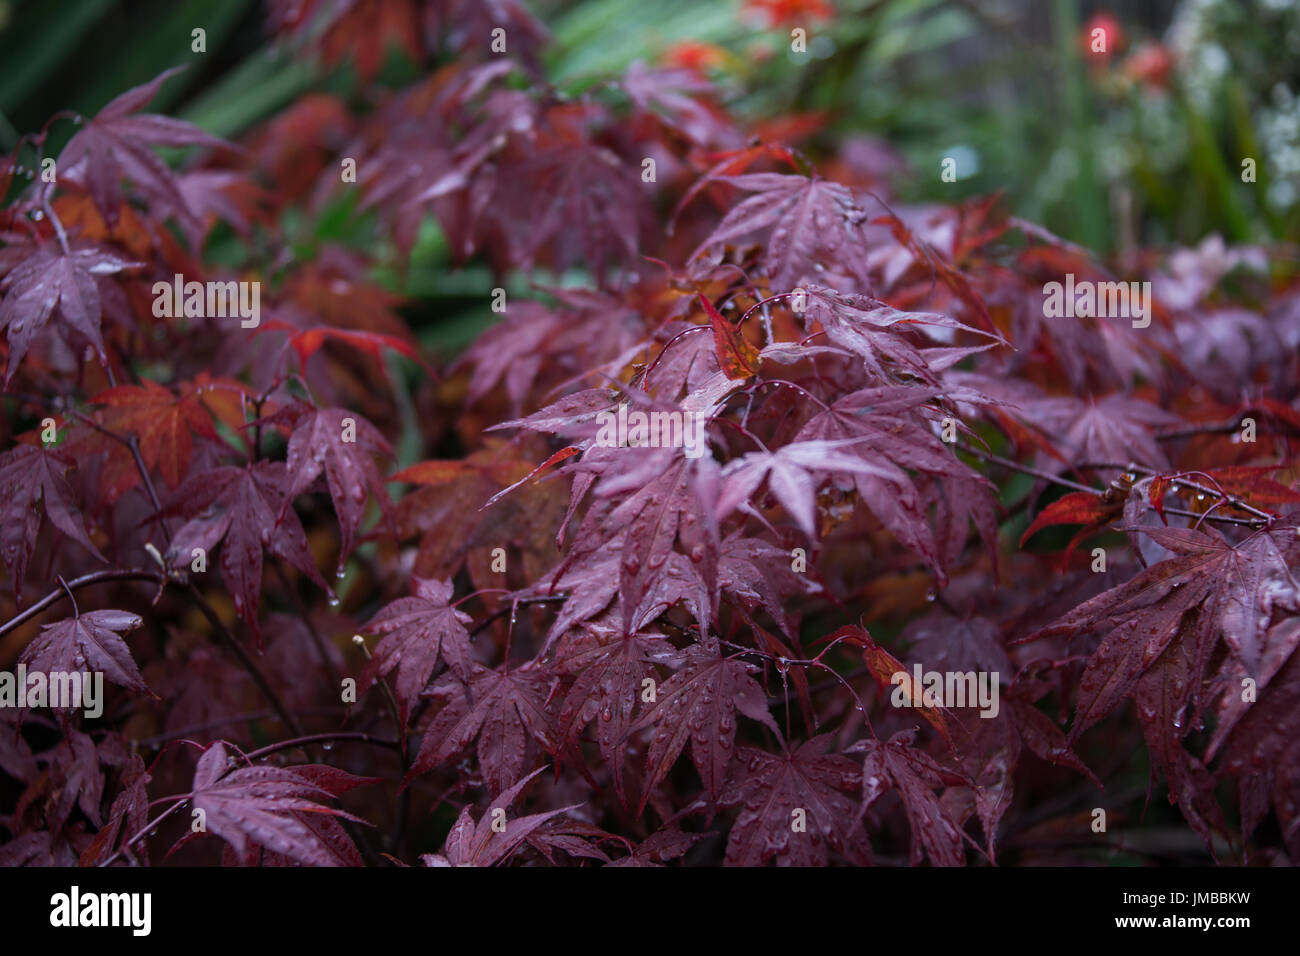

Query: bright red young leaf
92 379 220 488
700 293 759 380
1020 490 1121 548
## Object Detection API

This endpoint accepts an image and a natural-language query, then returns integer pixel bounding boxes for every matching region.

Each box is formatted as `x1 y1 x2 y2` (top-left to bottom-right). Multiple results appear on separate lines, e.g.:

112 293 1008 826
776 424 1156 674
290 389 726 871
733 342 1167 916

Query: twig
183 581 304 739
242 730 399 763
97 800 186 868
0 569 163 638
956 442 1099 495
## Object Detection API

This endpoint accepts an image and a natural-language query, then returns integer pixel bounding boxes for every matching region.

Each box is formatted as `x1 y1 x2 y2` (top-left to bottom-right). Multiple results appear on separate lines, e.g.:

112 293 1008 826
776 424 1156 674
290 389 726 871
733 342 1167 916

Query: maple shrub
1 1 1299 868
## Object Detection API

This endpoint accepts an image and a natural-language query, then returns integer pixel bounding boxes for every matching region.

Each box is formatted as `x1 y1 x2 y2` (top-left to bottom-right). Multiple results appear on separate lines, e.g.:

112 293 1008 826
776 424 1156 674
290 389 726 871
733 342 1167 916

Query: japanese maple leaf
491 127 647 281
1012 392 1179 480
1133 625 1226 852
626 550 713 638
1019 490 1124 554
553 620 678 801
0 444 103 603
408 662 557 793
20 609 145 699
271 404 394 568
621 60 740 147
268 0 422 80
902 610 1013 677
0 707 36 783
164 461 329 641
359 577 474 727
395 442 567 585
797 285 998 385
852 730 968 866
700 292 759 379
795 385 998 576
92 379 219 488
626 642 779 810
526 539 623 647
1030 522 1300 742
421 768 579 868
180 742 373 867
592 455 722 636
720 735 868 866
690 173 869 289
1215 643 1300 856
0 242 138 382
1208 618 1300 763
47 729 107 829
58 67 229 230
716 439 893 538
607 827 707 867
80 752 150 866
830 624 954 745
718 532 820 635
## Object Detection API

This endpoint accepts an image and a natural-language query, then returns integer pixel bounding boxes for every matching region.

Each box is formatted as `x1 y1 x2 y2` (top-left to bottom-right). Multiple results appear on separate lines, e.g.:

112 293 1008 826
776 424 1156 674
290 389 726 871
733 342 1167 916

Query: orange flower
743 0 834 29
1123 43 1174 90
1080 11 1124 60
661 40 729 73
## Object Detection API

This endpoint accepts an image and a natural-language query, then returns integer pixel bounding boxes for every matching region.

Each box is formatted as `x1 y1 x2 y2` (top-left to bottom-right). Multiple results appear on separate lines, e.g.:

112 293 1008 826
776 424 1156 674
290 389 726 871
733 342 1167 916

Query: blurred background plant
0 0 1295 343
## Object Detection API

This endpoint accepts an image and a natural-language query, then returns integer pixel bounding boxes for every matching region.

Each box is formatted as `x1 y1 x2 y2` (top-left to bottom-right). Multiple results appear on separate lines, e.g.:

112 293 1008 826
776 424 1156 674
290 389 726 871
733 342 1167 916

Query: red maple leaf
163 462 329 641
0 444 103 603
407 661 557 793
270 403 394 568
721 734 868 866
359 577 474 727
177 742 374 867
853 730 969 866
19 609 145 701
58 67 230 230
0 242 139 382
92 379 220 489
626 641 779 810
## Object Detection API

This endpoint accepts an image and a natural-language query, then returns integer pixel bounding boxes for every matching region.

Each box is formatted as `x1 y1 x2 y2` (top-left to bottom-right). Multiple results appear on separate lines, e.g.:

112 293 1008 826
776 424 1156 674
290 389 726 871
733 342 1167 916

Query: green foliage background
2 0 1296 350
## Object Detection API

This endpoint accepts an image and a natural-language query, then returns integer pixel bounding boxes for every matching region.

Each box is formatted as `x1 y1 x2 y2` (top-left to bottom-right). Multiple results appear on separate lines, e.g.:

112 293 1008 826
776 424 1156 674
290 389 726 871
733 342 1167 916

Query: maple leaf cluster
1 1 1299 868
